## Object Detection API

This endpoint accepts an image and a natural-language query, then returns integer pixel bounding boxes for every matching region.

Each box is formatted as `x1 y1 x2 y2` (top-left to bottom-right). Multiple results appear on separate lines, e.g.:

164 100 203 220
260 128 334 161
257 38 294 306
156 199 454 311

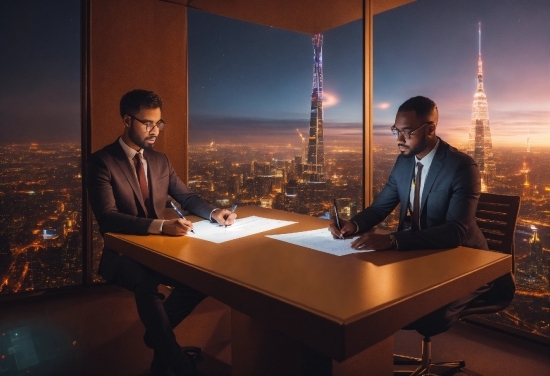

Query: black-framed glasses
128 115 166 132
391 121 433 140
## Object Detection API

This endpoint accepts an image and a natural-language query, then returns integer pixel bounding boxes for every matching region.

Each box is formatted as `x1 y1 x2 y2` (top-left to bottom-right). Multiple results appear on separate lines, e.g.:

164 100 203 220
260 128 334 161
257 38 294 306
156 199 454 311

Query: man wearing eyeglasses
329 96 514 337
87 89 236 375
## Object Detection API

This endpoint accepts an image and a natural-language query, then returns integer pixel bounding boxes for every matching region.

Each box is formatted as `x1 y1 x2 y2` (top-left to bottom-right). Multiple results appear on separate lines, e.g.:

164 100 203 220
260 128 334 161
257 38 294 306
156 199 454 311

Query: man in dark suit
87 89 236 375
329 96 514 336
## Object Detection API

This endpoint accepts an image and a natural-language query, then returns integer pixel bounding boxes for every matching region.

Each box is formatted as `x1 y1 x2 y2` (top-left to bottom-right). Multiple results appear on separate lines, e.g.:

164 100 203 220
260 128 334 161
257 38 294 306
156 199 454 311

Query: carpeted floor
0 285 548 375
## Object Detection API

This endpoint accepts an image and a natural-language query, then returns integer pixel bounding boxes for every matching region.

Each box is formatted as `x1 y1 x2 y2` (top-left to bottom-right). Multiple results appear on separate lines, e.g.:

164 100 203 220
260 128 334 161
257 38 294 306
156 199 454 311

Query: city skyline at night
0 0 548 341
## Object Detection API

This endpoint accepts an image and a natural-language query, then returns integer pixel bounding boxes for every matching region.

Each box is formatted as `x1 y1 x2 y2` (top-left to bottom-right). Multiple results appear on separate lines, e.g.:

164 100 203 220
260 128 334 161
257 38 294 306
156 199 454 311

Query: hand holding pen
333 199 344 239
225 205 238 227
170 201 195 234
212 205 237 227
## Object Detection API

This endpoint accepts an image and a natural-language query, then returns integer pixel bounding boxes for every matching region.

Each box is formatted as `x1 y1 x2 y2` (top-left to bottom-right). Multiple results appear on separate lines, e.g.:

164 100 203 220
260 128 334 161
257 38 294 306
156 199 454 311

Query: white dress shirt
409 138 440 218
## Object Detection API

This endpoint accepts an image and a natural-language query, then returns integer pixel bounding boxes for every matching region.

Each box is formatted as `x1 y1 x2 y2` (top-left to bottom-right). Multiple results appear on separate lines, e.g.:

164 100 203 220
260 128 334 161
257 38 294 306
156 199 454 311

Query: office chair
394 193 521 376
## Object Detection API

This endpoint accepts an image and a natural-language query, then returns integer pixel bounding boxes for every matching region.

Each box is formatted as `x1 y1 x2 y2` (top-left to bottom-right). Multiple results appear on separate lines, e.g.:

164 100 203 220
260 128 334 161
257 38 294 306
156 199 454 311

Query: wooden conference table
104 206 511 376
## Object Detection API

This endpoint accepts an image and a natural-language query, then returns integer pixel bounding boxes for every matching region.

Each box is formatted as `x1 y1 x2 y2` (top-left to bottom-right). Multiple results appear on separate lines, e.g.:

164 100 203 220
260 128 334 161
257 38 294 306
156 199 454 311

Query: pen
225 204 237 227
170 201 195 234
333 199 344 239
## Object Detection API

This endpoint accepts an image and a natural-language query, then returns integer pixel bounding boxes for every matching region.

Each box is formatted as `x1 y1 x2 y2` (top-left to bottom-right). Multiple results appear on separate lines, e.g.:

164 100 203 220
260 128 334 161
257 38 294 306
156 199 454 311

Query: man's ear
428 122 437 135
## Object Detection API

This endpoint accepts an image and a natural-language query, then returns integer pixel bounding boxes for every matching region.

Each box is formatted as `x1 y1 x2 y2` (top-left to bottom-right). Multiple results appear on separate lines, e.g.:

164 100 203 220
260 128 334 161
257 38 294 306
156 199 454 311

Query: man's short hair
119 89 163 117
398 96 438 119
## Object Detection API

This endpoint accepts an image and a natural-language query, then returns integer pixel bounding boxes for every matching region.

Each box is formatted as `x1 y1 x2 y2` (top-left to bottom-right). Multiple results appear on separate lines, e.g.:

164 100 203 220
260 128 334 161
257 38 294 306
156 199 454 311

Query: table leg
231 309 393 376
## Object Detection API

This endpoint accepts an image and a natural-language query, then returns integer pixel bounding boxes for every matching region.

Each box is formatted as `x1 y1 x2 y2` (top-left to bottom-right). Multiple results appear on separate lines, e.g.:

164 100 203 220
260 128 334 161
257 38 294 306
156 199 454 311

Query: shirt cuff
148 219 165 234
210 208 221 222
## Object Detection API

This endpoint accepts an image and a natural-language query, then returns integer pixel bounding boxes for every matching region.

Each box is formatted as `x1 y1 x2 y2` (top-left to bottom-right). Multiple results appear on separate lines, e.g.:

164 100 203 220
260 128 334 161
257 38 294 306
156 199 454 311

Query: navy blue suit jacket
352 139 488 250
352 138 515 305
87 139 216 281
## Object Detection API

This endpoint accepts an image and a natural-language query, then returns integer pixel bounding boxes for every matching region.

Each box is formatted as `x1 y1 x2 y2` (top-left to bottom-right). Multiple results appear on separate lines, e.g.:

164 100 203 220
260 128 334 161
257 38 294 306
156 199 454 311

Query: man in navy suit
329 96 514 336
88 89 236 375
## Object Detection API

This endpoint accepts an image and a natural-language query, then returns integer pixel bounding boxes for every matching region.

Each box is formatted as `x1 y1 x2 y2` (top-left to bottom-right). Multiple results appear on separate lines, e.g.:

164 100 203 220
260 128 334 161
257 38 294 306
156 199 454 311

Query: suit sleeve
350 163 401 233
87 152 153 235
163 155 217 219
394 159 481 250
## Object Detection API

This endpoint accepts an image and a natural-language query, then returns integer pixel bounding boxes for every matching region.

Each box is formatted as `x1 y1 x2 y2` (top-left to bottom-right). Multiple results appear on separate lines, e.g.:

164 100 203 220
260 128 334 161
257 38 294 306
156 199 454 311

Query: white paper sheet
267 228 374 256
187 215 296 243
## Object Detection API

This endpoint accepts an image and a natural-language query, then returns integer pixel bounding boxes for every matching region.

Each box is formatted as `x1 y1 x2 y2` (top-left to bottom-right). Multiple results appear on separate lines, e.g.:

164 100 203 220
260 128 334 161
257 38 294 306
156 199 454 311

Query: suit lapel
143 149 160 218
401 157 416 203
420 141 447 210
109 141 148 214
399 156 416 221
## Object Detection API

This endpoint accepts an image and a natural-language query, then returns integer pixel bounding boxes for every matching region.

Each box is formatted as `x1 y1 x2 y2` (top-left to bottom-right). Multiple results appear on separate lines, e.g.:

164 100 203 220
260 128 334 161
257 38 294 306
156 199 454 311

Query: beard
129 125 155 149
398 138 428 158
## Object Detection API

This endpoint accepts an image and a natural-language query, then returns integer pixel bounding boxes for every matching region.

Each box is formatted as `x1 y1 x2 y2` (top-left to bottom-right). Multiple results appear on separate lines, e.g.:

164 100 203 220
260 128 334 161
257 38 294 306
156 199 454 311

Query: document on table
267 228 374 256
187 216 296 243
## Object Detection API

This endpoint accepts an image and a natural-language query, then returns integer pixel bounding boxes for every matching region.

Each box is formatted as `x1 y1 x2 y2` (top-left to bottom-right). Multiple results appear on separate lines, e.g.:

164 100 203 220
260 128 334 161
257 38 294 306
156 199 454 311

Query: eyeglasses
128 115 166 132
391 121 433 140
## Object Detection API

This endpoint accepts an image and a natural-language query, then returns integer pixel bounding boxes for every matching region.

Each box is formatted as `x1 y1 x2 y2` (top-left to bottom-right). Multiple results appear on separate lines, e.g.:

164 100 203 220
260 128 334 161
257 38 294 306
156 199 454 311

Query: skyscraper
467 23 496 189
521 134 532 197
304 34 325 182
528 225 544 282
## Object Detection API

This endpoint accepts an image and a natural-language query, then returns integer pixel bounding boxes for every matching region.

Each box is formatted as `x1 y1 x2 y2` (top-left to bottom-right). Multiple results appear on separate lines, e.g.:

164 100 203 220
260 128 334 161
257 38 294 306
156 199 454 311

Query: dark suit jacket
352 138 515 303
352 138 487 250
87 139 216 282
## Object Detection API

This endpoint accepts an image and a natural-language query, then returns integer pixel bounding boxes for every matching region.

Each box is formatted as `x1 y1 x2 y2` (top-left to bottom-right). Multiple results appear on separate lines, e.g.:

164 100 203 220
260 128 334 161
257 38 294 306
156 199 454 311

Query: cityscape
0 140 547 338
0 0 548 345
185 140 550 338
0 143 83 293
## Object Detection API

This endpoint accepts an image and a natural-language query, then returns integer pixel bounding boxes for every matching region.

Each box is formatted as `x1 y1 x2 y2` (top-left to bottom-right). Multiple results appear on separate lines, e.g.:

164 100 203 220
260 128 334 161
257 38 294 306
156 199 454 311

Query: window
188 9 363 220
373 0 550 340
0 0 82 294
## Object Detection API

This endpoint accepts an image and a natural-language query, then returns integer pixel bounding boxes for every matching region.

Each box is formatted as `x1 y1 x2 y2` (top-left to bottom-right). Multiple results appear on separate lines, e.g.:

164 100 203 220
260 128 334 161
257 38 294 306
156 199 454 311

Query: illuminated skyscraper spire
467 23 496 189
304 34 325 182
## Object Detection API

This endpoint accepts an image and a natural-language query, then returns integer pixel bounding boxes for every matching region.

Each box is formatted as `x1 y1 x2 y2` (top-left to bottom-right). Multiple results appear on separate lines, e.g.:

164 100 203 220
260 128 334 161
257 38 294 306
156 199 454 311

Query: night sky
372 0 550 148
1 0 548 148
0 0 80 145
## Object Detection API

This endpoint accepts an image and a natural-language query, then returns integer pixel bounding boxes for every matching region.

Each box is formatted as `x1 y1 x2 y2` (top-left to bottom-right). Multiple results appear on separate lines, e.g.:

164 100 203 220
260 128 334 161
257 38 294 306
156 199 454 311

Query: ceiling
164 0 415 34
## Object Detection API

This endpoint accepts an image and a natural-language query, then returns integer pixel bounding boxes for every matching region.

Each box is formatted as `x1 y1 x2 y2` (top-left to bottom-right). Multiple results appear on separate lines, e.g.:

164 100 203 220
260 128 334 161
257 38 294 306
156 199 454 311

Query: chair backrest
475 193 520 273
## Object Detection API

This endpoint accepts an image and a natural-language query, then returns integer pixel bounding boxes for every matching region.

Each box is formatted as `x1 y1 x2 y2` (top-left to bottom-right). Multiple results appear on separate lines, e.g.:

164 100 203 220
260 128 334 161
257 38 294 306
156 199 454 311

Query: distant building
467 24 496 189
528 226 545 282
520 135 533 198
303 34 325 182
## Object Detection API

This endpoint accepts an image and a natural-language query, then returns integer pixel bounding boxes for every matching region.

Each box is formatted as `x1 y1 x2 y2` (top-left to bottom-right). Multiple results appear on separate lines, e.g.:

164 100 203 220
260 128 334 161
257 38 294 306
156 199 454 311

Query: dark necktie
412 162 423 231
133 153 150 216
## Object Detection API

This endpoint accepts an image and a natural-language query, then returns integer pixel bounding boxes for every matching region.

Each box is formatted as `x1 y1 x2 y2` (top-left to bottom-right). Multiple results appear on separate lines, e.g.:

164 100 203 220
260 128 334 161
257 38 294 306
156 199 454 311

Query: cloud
190 114 367 146
322 92 339 108
374 102 391 109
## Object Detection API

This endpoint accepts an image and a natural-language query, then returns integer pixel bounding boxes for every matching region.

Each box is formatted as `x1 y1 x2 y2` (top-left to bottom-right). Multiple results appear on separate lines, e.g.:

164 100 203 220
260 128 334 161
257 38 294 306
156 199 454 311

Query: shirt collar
119 137 143 159
415 138 440 169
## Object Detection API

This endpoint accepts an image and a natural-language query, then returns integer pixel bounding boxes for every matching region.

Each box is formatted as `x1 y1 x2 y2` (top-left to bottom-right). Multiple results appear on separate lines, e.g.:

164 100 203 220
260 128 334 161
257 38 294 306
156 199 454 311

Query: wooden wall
88 0 189 181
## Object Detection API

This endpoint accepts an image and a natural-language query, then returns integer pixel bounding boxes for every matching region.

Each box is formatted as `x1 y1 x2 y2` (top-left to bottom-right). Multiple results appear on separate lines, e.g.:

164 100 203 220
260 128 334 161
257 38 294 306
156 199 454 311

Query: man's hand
211 208 237 226
328 218 357 239
161 218 195 236
350 229 393 251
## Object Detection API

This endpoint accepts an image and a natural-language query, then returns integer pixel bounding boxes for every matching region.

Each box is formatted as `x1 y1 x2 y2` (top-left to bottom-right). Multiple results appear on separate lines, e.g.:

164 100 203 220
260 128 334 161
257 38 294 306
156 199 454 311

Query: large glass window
188 9 363 220
0 0 81 294
373 0 550 340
